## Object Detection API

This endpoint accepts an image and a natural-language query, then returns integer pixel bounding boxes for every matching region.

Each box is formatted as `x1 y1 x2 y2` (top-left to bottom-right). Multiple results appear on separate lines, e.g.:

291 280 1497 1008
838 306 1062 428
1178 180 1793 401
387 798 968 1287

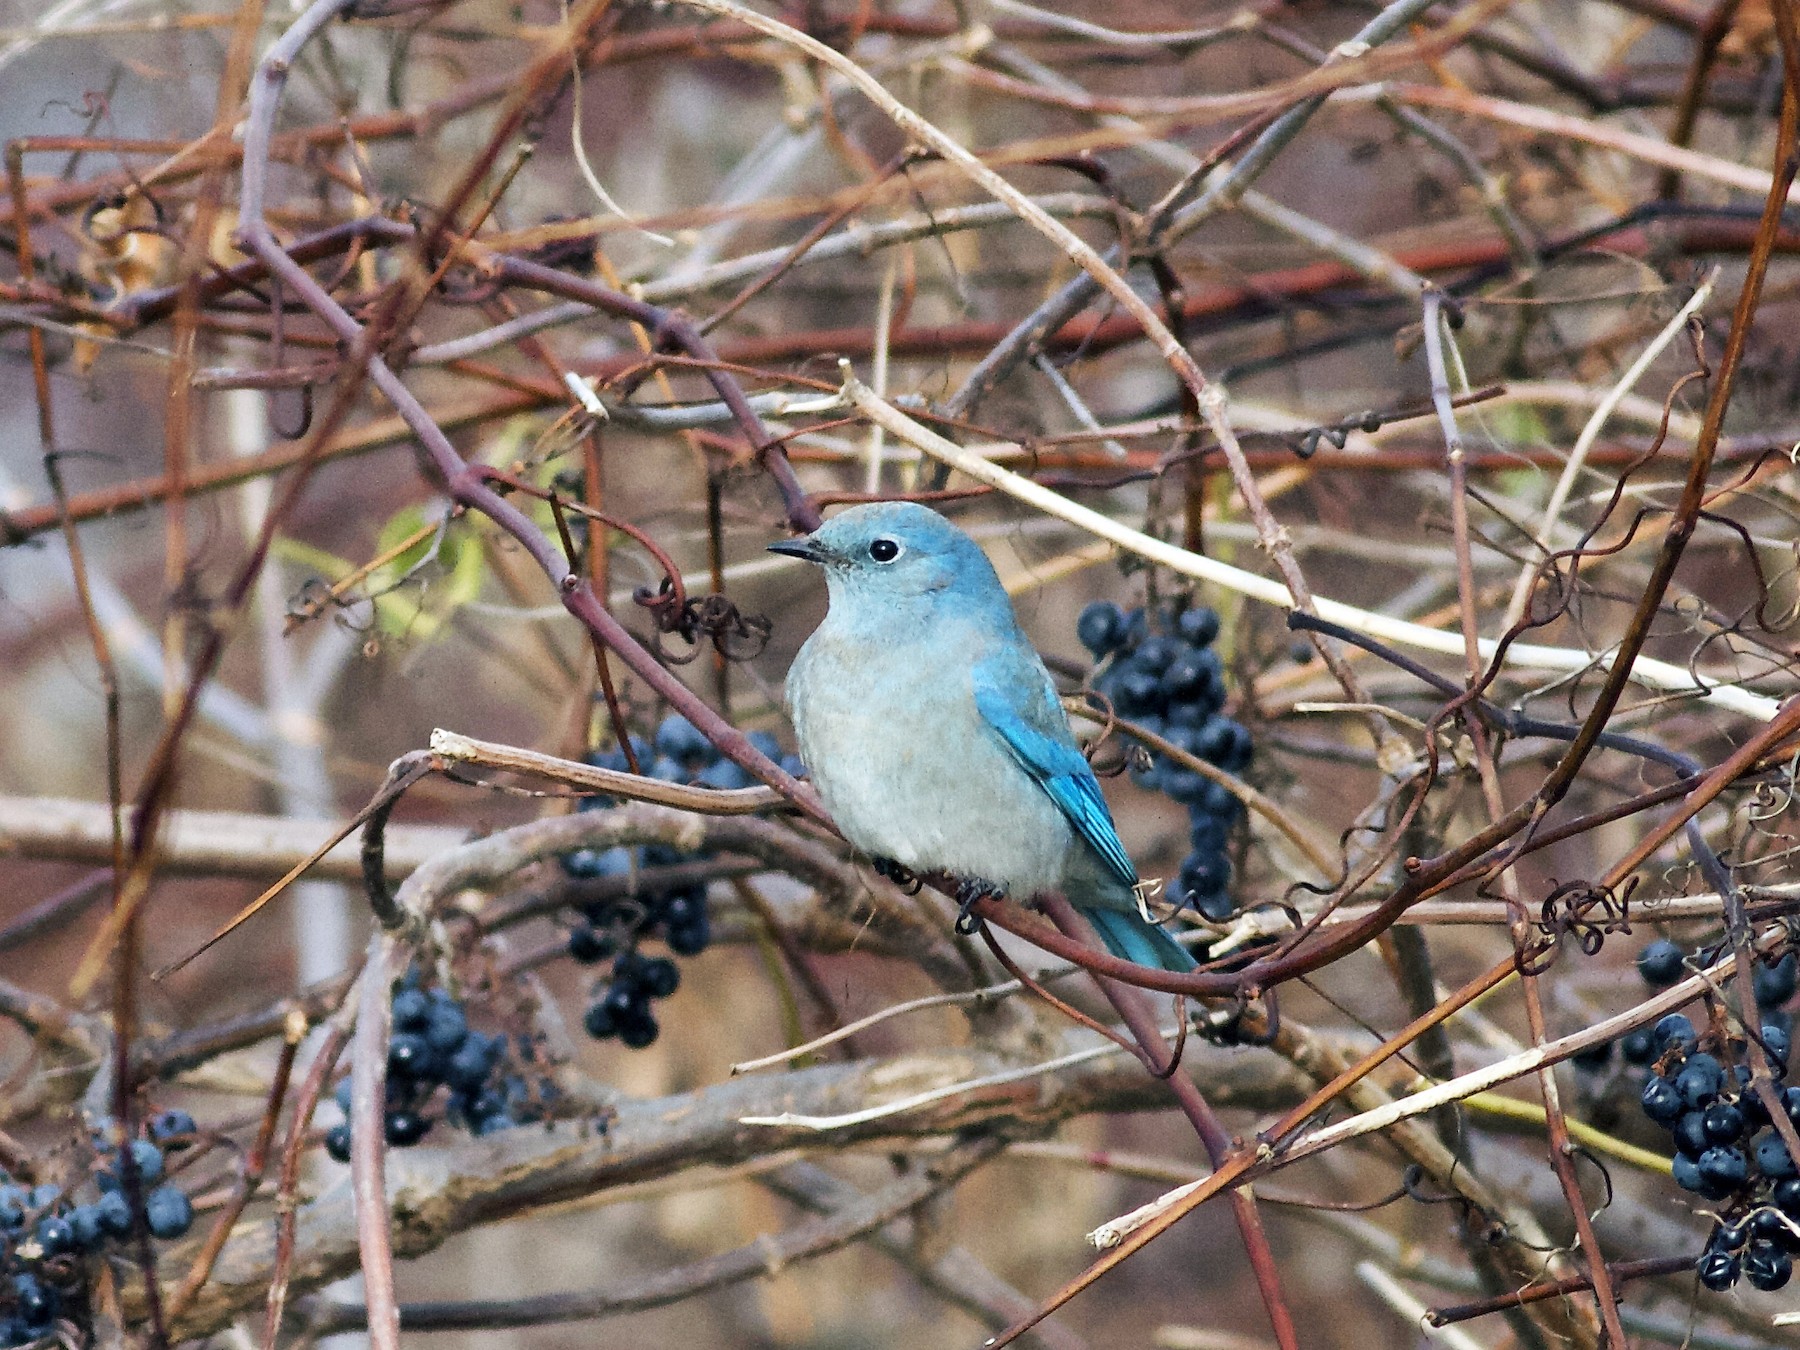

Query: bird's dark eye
869 538 901 563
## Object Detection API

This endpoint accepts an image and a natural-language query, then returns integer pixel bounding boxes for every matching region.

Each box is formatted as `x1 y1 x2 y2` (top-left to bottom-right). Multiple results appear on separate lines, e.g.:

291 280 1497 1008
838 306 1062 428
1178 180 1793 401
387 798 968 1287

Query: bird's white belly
789 640 1071 896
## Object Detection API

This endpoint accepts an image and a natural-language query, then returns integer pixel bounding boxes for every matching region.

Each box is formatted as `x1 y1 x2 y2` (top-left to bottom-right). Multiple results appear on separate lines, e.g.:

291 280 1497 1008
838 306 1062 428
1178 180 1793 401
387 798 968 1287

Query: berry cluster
0 1112 198 1347
326 977 534 1162
563 713 802 1046
1632 1002 1799 1292
1079 602 1251 920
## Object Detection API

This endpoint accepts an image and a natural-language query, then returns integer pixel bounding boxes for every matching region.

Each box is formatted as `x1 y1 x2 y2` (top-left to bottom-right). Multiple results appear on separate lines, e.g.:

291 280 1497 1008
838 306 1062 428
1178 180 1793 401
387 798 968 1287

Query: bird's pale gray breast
786 624 1072 896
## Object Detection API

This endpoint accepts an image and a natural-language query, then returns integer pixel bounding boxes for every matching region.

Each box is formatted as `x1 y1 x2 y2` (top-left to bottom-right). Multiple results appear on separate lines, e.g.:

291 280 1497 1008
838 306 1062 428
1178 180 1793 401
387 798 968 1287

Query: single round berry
639 957 680 999
1677 1054 1725 1108
143 1186 193 1240
11 1275 54 1330
392 988 431 1032
1076 602 1128 657
125 1139 165 1184
1619 1028 1655 1065
1705 1101 1747 1144
148 1109 197 1145
1672 1111 1710 1157
324 1124 352 1164
95 1191 132 1237
388 1033 432 1079
1698 1145 1750 1193
616 1007 660 1049
1175 607 1221 648
1570 1040 1613 1072
1133 636 1180 676
1777 1178 1800 1216
1715 1219 1750 1250
33 1216 73 1256
66 1205 103 1252
424 998 469 1053
1640 1075 1683 1126
1758 952 1799 1009
444 1034 500 1091
1698 1247 1740 1291
654 712 713 764
583 1000 617 1040
1758 1135 1798 1180
1764 1022 1793 1068
1112 669 1164 717
384 1111 431 1148
1653 1012 1697 1052
1637 939 1686 988
1745 1240 1795 1291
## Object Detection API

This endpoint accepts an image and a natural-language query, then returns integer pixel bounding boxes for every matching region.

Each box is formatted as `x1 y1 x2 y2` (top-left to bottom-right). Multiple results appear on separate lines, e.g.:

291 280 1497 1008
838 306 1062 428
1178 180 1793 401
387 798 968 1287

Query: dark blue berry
1698 1146 1749 1192
1620 1029 1655 1065
1673 1111 1710 1157
654 713 713 764
444 1034 500 1091
1077 602 1128 656
27 1184 58 1211
1134 636 1179 675
384 1111 430 1147
640 958 680 999
1570 1039 1613 1071
1653 1012 1696 1053
0 1186 34 1226
1175 607 1221 647
424 999 469 1053
1679 1054 1726 1107
1757 953 1799 1009
32 1217 72 1256
568 924 612 964
1160 654 1219 707
1640 1076 1683 1125
1671 1152 1704 1192
1716 1220 1750 1250
1745 1240 1794 1290
1759 1135 1799 1179
143 1186 192 1240
95 1191 131 1237
779 753 808 779
563 846 633 880
1705 1101 1747 1144
1190 816 1230 854
66 1205 103 1252
388 1033 431 1079
646 755 687 784
697 758 753 791
616 1007 660 1049
1179 852 1231 896
583 1000 617 1040
392 988 430 1032
125 1139 164 1184
1637 939 1685 987
148 1109 197 1145
666 915 710 957
1698 1247 1740 1290
1113 669 1165 716
324 1124 352 1164
11 1275 53 1330
1764 1022 1792 1068
1778 1177 1800 1215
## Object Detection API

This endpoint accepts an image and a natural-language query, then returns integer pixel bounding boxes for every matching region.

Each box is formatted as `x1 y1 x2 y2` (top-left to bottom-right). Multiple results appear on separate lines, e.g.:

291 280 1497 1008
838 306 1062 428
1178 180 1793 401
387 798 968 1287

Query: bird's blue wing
971 660 1138 889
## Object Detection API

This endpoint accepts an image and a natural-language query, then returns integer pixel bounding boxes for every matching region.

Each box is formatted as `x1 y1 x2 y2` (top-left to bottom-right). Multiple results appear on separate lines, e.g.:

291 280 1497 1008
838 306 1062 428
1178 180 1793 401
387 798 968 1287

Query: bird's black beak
768 536 827 564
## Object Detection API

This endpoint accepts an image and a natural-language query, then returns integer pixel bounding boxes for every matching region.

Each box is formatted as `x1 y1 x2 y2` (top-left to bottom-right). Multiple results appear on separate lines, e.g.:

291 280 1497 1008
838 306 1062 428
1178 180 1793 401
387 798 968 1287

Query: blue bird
770 502 1195 972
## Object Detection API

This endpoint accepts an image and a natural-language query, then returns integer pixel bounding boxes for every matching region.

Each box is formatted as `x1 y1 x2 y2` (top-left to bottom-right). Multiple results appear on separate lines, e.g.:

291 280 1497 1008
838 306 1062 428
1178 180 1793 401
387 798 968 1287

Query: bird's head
768 502 1004 610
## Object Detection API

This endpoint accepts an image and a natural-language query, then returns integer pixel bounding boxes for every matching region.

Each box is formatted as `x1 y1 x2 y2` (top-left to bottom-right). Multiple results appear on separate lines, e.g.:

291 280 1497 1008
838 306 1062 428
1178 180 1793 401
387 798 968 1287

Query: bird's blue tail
1079 906 1196 973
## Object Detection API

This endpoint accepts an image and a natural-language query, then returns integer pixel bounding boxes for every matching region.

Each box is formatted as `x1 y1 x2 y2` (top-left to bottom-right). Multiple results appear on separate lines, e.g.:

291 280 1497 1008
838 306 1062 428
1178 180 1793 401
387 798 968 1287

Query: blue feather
971 664 1137 889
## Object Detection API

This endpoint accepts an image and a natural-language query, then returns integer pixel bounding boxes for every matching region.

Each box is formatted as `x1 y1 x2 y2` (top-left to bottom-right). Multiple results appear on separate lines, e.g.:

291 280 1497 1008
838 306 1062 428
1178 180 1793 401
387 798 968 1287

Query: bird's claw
872 857 922 894
952 878 1005 935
